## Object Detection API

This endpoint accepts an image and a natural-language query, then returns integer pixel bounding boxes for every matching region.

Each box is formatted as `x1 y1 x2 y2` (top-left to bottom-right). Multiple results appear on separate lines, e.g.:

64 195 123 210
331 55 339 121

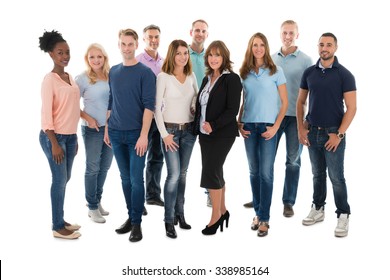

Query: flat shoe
53 230 81 239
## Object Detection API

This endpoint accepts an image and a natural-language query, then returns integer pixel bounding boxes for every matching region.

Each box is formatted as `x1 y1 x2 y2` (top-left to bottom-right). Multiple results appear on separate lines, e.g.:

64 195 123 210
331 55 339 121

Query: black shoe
146 197 164 206
143 206 148 216
165 223 177 238
174 215 191 229
202 216 224 235
129 224 142 242
243 201 254 208
283 204 294 217
222 210 230 228
115 219 132 234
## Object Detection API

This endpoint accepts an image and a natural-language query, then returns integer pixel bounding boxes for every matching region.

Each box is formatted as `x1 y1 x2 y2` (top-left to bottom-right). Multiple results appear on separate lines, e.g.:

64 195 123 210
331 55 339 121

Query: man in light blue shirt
189 19 208 91
272 20 312 217
189 19 210 206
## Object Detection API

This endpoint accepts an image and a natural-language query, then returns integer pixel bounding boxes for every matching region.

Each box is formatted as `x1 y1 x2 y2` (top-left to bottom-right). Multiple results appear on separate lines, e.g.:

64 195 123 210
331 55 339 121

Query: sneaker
88 209 106 223
302 205 324 225
283 204 294 217
251 216 260 230
206 193 212 207
334 214 349 237
98 203 109 216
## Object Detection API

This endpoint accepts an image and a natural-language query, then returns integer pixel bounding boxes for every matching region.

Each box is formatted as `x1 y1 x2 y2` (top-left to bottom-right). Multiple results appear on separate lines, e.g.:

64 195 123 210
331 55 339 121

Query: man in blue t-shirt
296 32 357 238
104 28 156 242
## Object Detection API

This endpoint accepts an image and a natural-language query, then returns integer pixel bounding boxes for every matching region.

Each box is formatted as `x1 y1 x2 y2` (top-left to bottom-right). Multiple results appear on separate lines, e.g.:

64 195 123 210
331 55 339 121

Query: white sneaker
88 209 106 223
334 214 349 237
302 205 325 225
98 203 109 216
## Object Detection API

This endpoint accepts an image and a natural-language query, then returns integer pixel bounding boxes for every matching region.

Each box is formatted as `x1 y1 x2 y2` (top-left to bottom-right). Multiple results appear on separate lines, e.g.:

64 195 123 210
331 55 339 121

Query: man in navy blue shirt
104 28 156 242
296 32 357 237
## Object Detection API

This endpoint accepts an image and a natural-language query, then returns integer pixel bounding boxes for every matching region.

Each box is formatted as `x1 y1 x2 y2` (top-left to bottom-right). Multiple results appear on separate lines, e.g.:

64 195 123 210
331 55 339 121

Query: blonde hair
84 43 110 84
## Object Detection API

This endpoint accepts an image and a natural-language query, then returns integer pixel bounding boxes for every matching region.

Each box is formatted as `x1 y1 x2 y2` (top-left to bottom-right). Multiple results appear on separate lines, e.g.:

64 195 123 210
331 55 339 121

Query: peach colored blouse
41 72 80 134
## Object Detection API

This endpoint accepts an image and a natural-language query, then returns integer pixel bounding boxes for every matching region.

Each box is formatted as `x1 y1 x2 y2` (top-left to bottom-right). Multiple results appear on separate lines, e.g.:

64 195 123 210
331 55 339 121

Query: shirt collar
277 47 300 58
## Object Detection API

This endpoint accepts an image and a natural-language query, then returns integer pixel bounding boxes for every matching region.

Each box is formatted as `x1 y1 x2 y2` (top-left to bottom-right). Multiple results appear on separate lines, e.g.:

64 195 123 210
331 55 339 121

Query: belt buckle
179 123 185 130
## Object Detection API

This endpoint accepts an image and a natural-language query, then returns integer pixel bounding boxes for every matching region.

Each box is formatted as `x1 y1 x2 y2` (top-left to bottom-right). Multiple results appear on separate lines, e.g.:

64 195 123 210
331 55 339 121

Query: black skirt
199 134 235 189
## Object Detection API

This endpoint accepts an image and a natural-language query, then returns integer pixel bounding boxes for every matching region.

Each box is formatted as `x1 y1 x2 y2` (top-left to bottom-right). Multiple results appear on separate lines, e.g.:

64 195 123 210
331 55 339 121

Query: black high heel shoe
201 215 224 235
174 215 191 229
222 210 230 228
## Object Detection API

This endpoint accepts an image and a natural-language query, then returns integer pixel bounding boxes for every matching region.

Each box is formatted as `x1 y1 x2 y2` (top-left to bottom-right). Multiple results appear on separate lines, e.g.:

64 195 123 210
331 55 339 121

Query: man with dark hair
297 32 357 237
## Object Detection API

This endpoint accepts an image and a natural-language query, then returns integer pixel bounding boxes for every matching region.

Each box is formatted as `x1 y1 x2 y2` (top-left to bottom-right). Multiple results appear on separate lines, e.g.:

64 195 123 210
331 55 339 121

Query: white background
0 0 388 279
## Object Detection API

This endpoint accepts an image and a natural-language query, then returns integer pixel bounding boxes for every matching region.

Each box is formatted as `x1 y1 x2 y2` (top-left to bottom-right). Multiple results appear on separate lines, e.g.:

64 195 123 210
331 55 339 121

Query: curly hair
38 30 66 53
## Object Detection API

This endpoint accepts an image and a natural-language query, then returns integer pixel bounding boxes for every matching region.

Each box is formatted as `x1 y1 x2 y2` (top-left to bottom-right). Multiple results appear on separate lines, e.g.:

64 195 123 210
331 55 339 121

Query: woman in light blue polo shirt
238 32 288 237
76 43 113 224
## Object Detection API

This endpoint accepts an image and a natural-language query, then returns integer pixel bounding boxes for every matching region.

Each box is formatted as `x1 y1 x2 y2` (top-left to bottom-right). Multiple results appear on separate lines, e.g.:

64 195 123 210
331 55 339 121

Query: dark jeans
307 126 350 216
108 128 146 224
145 119 164 200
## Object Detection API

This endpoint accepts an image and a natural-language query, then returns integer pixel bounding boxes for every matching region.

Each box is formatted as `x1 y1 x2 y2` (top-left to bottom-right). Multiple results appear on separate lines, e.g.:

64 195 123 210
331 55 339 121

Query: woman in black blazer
193 40 242 235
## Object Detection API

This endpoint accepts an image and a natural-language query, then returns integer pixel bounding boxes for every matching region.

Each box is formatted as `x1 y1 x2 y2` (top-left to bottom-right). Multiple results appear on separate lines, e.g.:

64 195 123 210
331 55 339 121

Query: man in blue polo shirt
296 32 357 237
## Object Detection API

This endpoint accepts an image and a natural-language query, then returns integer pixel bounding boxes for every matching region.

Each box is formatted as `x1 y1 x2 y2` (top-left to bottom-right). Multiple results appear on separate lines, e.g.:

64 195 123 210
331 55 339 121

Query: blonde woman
76 43 113 223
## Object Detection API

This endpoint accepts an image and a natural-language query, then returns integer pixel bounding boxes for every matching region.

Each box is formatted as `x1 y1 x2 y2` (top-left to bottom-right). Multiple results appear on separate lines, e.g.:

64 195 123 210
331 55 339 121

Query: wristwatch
337 131 345 140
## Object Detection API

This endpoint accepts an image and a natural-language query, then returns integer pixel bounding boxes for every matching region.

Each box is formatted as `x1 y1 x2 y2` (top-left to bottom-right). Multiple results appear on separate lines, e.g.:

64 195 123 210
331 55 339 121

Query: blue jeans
145 119 164 200
81 126 113 210
108 128 146 225
276 116 302 206
307 126 350 216
39 130 78 231
244 123 277 222
162 125 196 223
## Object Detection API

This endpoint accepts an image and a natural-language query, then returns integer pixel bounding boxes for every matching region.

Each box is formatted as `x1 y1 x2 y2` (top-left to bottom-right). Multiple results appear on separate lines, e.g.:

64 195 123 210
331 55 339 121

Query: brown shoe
64 221 81 231
243 201 254 208
257 222 269 237
283 205 294 217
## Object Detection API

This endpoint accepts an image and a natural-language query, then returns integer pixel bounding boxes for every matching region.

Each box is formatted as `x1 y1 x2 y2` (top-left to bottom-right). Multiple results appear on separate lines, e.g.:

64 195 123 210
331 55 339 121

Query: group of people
38 19 356 242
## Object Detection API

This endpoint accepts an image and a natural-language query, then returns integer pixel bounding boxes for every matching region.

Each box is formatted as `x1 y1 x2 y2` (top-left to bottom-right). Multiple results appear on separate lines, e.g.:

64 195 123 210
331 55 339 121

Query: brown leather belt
164 122 192 130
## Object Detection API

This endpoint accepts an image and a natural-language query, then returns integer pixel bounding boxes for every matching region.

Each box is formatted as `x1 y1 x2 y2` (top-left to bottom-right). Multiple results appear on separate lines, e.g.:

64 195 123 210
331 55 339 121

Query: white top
154 72 198 138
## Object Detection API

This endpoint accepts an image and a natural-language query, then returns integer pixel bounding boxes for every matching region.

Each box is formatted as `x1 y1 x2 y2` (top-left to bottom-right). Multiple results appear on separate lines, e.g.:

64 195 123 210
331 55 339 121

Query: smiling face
87 48 105 72
252 37 265 60
143 28 160 52
207 48 223 72
190 21 208 45
174 45 189 68
280 23 298 49
318 35 338 61
119 34 138 61
49 41 70 68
